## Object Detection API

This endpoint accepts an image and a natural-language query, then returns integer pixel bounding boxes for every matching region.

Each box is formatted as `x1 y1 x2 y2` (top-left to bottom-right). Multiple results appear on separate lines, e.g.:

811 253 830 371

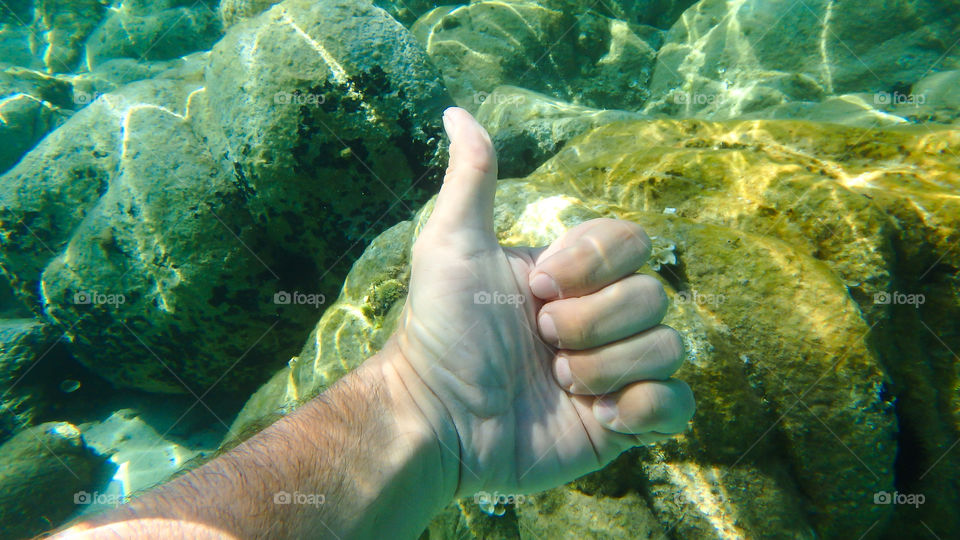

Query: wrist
331 338 459 535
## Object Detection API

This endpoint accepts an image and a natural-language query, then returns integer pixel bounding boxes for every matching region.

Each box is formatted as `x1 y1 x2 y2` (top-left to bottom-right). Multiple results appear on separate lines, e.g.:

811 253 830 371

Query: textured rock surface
474 85 644 177
0 67 73 174
540 0 698 28
644 0 960 118
0 318 56 440
415 0 663 113
32 0 108 72
84 2 222 68
229 118 960 537
0 0 450 394
0 421 110 539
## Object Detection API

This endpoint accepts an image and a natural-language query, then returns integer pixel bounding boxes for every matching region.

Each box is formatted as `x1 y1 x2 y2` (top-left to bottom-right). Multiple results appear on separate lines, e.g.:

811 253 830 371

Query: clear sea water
0 0 958 538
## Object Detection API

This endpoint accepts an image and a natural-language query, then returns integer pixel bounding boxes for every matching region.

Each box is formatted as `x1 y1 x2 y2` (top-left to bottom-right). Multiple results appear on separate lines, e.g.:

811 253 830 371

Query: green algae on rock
0 0 450 394
228 118 960 538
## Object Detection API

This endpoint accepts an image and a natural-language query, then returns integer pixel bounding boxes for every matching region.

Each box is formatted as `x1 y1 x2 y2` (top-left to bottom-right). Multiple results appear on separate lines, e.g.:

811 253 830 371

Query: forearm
55 345 458 539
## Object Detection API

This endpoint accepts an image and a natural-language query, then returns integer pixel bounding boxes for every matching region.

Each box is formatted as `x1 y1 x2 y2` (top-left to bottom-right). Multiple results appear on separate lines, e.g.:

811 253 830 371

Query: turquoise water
0 0 958 538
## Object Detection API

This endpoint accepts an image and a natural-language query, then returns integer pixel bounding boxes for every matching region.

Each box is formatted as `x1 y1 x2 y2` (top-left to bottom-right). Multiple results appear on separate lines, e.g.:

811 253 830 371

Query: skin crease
52 107 695 539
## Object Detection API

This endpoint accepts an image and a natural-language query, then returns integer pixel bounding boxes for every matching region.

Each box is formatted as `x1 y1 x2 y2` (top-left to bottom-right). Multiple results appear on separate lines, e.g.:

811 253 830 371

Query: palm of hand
399 242 622 495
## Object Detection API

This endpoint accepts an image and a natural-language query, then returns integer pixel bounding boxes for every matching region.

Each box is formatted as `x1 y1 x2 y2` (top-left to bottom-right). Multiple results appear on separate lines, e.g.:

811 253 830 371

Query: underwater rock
0 0 449 394
373 0 454 26
69 54 207 103
645 0 960 119
0 421 110 539
84 2 222 69
888 70 960 125
32 0 107 73
219 0 447 28
538 0 697 29
414 0 663 113
739 94 913 128
0 0 33 25
229 118 960 538
0 318 57 441
473 85 644 177
78 409 213 511
0 24 40 70
204 0 450 282
0 67 73 174
219 0 281 27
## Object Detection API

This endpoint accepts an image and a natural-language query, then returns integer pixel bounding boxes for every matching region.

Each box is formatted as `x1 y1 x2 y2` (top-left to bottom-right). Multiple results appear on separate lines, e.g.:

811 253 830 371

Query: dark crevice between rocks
871 234 960 538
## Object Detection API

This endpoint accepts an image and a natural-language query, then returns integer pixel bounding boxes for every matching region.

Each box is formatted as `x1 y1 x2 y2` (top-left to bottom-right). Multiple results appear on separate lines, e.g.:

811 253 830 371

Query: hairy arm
55 343 459 539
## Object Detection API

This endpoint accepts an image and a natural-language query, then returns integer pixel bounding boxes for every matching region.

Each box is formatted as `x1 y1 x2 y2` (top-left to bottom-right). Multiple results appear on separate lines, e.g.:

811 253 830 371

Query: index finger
529 218 652 300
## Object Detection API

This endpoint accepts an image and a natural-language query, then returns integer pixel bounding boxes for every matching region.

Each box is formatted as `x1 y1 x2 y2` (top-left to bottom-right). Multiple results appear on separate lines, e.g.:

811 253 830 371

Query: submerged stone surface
414 0 663 113
0 0 450 394
644 0 960 119
0 421 110 539
229 118 960 537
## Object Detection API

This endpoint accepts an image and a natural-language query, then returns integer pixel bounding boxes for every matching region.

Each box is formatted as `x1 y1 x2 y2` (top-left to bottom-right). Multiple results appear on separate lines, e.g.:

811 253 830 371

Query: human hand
388 107 695 498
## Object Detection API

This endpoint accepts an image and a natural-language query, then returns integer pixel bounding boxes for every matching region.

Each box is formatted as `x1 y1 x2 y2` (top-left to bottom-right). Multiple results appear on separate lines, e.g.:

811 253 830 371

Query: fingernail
538 313 559 347
554 355 573 390
594 398 619 427
529 272 560 299
442 109 457 135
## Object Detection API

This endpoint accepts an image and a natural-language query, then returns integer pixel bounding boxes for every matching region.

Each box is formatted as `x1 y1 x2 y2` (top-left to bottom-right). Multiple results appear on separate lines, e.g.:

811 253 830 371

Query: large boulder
228 118 960 538
413 0 663 113
644 0 960 118
0 0 451 394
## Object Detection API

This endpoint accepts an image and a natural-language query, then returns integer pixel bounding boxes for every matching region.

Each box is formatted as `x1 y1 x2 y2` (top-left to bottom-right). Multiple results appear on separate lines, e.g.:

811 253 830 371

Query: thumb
423 107 498 240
